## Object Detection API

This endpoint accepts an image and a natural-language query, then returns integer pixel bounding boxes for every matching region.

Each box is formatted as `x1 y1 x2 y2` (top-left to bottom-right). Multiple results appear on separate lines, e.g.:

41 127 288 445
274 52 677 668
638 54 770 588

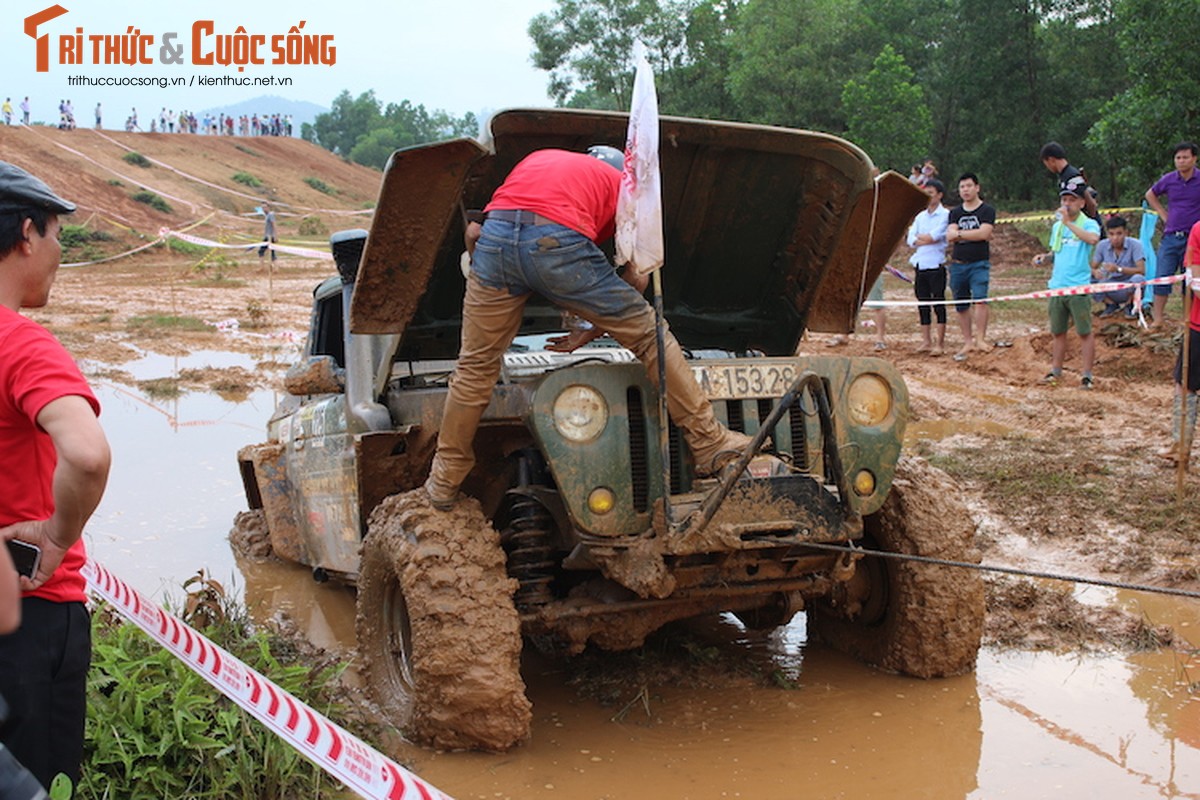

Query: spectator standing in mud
424 147 755 510
1040 142 1098 221
0 161 111 790
1157 221 1200 464
94 102 101 130
1145 142 1200 328
946 173 996 360
19 98 29 126
1090 215 1145 319
1 100 12 126
907 178 950 355
259 203 277 262
1032 186 1101 388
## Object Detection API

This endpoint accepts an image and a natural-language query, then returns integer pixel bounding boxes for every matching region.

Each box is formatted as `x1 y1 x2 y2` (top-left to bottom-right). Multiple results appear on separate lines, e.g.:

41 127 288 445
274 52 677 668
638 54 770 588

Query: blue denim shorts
949 260 990 313
1154 232 1188 297
471 219 645 320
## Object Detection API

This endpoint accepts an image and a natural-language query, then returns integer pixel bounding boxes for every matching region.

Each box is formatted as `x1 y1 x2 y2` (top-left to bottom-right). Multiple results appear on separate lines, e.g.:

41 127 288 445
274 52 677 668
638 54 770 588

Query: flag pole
651 268 672 526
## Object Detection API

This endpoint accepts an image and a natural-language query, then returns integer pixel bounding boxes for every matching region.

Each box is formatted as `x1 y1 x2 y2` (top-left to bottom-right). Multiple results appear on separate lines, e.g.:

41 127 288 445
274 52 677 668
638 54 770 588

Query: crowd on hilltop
0 96 294 138
132 109 293 137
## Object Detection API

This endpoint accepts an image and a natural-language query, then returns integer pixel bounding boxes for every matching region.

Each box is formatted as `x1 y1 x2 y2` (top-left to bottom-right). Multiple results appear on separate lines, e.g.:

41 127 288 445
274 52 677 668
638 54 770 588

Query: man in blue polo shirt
1145 142 1200 327
1032 187 1101 389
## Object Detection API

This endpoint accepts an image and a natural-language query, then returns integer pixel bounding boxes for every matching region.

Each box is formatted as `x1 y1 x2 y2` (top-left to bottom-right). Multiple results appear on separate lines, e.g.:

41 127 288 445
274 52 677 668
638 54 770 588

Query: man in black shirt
946 173 997 360
1040 141 1099 221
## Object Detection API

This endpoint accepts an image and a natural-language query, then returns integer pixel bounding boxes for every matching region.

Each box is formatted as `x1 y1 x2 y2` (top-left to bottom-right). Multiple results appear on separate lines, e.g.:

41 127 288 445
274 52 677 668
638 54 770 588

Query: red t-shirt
1187 222 1200 331
485 149 620 242
0 306 100 604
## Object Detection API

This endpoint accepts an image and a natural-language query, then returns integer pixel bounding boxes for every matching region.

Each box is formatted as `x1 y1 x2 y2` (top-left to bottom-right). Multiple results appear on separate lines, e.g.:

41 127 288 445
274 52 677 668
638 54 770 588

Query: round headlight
847 374 892 427
552 385 609 442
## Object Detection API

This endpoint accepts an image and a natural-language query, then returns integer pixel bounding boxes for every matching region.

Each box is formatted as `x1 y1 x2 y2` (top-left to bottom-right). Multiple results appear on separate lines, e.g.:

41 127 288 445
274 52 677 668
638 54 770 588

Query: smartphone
6 540 41 579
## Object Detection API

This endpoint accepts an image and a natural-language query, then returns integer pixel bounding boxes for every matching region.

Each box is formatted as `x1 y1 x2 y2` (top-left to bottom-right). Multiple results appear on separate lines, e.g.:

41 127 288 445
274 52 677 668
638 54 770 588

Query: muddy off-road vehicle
237 109 985 751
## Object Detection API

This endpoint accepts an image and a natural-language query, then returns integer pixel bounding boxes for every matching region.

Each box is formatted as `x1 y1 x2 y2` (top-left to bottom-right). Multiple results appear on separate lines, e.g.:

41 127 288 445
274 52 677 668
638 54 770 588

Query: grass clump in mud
122 151 151 168
232 171 262 187
165 237 209 256
128 314 208 332
985 577 1175 652
80 571 346 799
138 377 182 399
303 176 337 196
132 191 172 214
59 224 114 262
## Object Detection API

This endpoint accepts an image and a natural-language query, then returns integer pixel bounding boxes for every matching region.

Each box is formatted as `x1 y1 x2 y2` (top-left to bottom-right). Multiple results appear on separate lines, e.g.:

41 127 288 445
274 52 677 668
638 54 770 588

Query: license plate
692 363 798 400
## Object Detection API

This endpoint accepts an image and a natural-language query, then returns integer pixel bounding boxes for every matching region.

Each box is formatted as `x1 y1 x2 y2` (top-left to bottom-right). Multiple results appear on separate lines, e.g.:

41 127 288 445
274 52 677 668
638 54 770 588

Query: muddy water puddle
86 374 1200 798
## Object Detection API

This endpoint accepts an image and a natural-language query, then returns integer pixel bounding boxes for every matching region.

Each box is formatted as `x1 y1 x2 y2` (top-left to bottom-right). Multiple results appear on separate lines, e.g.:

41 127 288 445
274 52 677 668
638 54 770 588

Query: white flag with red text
615 40 664 275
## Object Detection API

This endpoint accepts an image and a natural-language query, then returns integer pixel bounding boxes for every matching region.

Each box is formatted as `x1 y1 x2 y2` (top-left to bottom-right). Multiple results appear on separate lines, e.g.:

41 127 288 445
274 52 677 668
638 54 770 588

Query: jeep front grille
627 389 814 504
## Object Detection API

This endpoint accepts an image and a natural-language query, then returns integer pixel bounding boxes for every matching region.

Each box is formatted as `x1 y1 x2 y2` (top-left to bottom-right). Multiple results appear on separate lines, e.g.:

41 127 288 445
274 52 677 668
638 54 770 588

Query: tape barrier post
81 560 453 800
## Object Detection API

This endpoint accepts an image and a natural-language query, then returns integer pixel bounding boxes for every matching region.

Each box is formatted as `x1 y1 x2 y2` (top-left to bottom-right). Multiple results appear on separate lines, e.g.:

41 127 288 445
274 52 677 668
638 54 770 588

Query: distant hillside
0 125 379 241
198 96 327 132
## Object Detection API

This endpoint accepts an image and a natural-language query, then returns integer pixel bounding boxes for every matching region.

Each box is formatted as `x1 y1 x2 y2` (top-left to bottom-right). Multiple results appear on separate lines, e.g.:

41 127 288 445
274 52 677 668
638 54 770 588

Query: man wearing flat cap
0 161 110 790
1031 186 1102 389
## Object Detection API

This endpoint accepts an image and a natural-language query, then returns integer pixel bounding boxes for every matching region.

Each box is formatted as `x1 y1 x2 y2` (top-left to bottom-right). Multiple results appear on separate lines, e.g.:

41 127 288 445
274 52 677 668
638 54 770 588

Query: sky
2 0 559 126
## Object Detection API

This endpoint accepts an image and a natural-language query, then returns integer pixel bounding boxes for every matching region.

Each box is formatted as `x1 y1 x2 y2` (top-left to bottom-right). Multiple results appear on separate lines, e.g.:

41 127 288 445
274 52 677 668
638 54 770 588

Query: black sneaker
1039 371 1059 385
1081 376 1094 390
1098 304 1119 318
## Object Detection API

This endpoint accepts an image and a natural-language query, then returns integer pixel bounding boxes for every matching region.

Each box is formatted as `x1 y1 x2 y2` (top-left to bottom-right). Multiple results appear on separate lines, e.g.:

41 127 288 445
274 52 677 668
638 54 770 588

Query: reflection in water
83 362 1200 799
83 352 278 602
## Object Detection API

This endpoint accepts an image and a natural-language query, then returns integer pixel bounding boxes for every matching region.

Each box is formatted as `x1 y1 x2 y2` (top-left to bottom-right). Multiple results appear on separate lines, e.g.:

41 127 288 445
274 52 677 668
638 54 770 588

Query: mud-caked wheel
809 456 984 677
356 491 532 751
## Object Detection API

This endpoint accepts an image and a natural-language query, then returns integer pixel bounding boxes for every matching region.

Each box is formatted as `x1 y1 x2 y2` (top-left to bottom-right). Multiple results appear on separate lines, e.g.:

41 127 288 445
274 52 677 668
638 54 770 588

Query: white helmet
586 145 624 172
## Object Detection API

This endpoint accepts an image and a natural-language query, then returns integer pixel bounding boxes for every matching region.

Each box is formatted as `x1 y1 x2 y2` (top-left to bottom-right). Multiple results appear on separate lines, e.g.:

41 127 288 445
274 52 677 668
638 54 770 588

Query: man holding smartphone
0 161 110 790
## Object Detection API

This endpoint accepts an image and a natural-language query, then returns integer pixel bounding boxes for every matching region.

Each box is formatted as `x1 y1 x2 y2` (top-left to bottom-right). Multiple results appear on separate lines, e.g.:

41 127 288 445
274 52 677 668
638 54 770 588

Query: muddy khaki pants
427 235 750 500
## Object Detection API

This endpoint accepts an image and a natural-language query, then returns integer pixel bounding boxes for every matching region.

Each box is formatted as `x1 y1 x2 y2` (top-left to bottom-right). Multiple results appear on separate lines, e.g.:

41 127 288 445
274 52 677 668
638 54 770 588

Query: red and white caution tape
865 271 1186 308
164 228 333 260
82 560 453 800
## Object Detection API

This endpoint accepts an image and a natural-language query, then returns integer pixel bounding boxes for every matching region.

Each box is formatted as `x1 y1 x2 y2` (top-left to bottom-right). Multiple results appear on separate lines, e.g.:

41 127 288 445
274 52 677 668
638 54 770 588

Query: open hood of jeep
350 109 926 358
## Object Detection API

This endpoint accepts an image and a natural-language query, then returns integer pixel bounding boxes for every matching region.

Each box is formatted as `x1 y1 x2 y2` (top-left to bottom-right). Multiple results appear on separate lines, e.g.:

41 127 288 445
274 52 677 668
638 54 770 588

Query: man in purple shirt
1145 141 1200 327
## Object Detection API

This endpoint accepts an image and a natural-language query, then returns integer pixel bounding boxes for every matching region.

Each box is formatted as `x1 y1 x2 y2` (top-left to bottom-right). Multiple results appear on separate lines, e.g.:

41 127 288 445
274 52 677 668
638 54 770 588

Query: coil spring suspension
502 495 555 610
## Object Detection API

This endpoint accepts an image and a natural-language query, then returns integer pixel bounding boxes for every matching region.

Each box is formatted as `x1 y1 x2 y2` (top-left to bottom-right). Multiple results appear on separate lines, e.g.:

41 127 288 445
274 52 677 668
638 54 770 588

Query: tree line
303 0 1196 210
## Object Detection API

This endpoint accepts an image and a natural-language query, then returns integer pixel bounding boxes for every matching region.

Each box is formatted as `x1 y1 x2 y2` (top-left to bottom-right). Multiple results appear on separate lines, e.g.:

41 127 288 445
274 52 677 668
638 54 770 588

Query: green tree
303 90 382 156
727 0 881 132
842 45 932 173
306 92 478 170
529 0 738 116
1087 0 1200 200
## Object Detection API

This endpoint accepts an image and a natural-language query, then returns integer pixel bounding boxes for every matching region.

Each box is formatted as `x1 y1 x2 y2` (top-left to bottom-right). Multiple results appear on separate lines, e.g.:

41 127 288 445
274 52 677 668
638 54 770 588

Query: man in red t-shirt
0 161 110 789
425 147 752 508
1157 220 1200 463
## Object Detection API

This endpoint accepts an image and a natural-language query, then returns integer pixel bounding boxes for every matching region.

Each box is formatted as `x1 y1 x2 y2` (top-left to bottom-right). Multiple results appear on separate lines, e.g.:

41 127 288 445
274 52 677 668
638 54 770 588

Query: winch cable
797 541 1200 600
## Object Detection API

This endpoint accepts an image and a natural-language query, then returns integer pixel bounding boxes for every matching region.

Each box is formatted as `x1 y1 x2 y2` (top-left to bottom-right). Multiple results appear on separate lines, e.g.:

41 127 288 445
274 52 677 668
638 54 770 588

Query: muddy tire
809 456 984 677
229 509 273 559
356 491 532 751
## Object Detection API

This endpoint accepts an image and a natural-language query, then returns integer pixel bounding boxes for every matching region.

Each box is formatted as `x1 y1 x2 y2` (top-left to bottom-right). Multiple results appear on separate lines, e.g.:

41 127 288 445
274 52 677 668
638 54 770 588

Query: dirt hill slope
0 126 380 236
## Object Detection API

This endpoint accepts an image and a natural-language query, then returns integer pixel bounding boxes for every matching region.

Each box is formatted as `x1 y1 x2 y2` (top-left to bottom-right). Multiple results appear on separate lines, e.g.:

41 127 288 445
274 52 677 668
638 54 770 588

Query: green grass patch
80 572 344 799
127 314 208 332
122 151 151 168
165 237 209 256
232 171 262 188
298 216 327 236
107 179 124 187
132 191 172 214
234 144 260 157
303 176 337 196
